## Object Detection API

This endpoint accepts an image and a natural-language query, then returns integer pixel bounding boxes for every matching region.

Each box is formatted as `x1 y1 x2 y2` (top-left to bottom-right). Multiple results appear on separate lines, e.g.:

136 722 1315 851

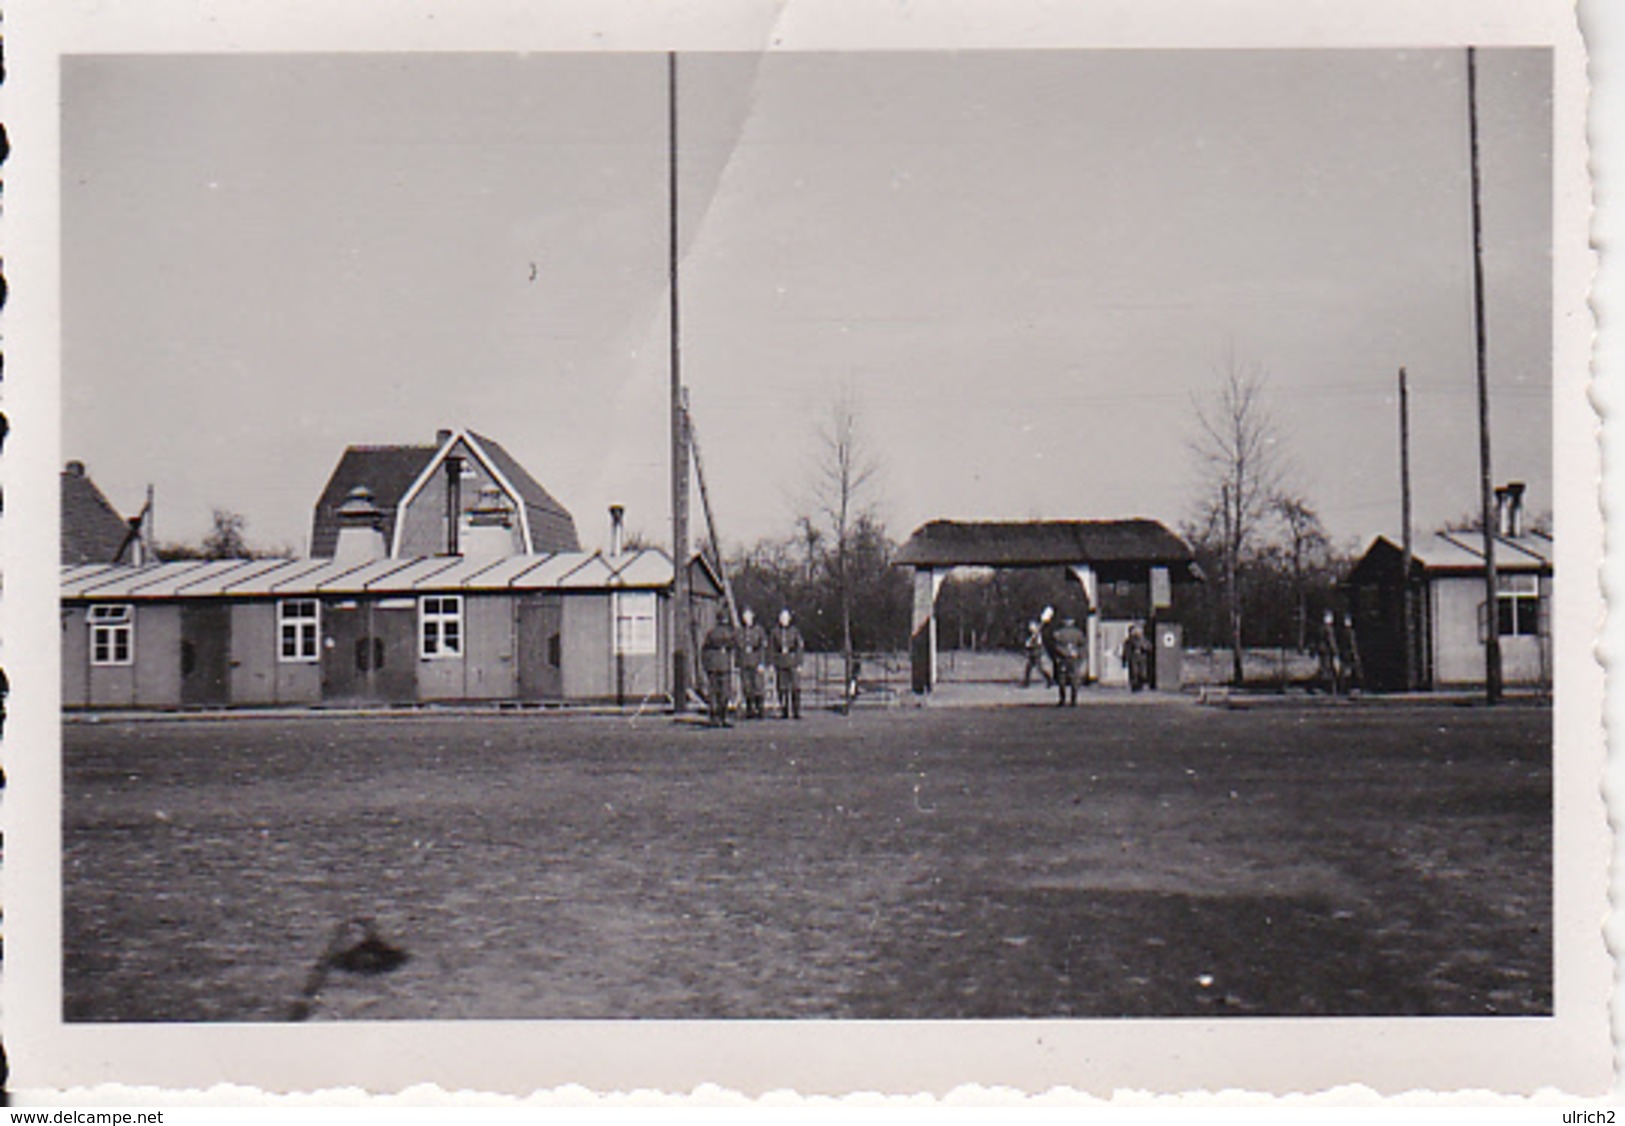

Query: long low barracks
60 551 688 709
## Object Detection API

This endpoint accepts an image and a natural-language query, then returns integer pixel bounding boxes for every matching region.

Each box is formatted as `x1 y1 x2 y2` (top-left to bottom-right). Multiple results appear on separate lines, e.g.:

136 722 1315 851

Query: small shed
893 519 1201 692
1345 527 1553 692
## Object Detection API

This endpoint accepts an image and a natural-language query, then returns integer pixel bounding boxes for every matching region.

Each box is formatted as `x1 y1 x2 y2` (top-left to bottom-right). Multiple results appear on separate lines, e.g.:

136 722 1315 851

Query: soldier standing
700 606 737 727
1122 623 1153 692
734 607 770 719
1052 615 1086 707
1021 619 1052 688
1317 608 1343 695
770 608 806 720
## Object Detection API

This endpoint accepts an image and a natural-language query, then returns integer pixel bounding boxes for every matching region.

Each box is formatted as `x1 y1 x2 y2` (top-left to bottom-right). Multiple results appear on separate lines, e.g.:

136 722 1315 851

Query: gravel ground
61 700 1551 1021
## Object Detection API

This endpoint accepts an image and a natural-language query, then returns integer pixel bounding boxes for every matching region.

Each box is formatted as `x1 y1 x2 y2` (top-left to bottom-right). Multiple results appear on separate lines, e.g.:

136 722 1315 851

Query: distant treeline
717 510 1356 656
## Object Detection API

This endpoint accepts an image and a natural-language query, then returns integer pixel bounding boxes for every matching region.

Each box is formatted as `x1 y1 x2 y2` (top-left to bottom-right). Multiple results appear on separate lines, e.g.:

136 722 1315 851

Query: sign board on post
1151 566 1172 610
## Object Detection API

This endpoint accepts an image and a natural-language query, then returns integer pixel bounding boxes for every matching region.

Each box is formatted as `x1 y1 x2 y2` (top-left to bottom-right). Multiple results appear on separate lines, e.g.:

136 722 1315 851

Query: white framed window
89 604 133 666
615 591 658 656
1496 573 1541 637
278 599 321 663
420 595 463 658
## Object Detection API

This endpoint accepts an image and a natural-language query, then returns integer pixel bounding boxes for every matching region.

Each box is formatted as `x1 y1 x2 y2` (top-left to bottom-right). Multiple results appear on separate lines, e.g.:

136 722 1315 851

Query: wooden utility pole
1223 481 1241 687
1399 367 1415 691
668 51 693 712
685 397 740 628
1467 46 1502 704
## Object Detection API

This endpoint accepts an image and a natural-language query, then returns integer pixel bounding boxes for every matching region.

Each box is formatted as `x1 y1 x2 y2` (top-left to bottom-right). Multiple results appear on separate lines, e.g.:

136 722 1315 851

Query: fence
717 650 909 713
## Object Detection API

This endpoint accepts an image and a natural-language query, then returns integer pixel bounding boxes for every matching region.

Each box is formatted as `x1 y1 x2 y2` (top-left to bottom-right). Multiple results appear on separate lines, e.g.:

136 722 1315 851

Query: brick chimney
1505 481 1526 537
332 485 388 563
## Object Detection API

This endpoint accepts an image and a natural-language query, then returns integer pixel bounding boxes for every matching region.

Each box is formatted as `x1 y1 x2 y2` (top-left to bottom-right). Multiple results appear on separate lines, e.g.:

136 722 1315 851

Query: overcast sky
62 49 1552 556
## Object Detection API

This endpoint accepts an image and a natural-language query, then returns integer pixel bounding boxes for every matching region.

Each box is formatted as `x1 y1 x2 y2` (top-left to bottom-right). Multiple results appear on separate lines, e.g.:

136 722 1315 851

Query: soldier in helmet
1021 618 1052 688
1052 615 1086 707
770 608 806 720
734 606 770 719
700 605 737 727
1121 622 1153 693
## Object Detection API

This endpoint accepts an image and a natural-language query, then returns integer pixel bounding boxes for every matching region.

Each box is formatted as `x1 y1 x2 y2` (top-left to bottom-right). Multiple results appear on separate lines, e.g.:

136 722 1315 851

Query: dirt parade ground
61 698 1552 1022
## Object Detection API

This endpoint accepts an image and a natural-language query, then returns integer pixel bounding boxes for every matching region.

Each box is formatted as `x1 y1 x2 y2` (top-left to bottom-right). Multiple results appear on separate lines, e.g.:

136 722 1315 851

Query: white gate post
910 567 945 693
1069 563 1100 682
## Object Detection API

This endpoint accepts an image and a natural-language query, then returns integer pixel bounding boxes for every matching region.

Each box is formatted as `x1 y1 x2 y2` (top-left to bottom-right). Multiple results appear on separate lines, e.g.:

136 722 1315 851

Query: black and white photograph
4 0 1608 1102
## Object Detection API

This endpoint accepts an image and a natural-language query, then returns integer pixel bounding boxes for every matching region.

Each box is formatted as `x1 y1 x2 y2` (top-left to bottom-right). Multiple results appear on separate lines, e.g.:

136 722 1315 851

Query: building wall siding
464 594 517 700
416 647 466 700
89 663 137 708
1432 578 1484 686
561 594 612 700
614 650 662 702
278 657 323 706
228 601 321 706
133 604 182 707
62 606 89 707
1430 574 1551 688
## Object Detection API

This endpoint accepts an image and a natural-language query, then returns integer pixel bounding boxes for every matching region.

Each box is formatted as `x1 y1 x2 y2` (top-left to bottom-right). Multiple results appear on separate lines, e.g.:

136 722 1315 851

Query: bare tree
1272 492 1330 652
200 508 253 559
794 514 824 586
161 508 261 560
1190 359 1284 685
810 390 880 709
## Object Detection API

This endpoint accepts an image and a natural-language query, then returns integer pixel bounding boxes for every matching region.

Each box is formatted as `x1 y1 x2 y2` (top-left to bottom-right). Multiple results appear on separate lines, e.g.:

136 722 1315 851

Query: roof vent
336 485 382 525
64 460 86 477
461 485 517 560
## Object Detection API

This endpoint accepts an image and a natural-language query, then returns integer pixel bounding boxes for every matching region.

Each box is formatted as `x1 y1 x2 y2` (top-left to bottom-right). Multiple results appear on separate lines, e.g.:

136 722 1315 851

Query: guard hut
894 519 1201 694
1344 482 1552 692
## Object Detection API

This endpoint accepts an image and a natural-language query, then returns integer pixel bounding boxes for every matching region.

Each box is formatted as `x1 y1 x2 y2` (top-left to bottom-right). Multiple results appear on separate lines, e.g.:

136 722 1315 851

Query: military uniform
1022 621 1052 688
1052 619 1086 707
735 613 770 719
1122 627 1152 692
770 615 806 719
700 616 736 726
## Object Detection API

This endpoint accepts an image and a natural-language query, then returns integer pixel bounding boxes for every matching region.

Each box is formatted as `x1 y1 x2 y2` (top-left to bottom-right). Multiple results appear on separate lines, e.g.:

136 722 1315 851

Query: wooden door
371 603 418 703
517 595 563 701
180 602 232 706
321 603 367 703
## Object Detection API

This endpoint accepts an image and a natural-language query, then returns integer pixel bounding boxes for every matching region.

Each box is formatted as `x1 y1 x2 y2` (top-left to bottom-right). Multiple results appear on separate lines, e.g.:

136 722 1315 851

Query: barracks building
61 430 716 710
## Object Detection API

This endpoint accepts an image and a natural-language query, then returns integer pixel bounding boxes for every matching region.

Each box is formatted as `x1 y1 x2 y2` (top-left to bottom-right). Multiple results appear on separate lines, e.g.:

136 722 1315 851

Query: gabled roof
467 431 580 553
311 430 580 558
1349 531 1553 583
309 445 437 558
61 463 134 565
894 519 1197 570
388 429 580 556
